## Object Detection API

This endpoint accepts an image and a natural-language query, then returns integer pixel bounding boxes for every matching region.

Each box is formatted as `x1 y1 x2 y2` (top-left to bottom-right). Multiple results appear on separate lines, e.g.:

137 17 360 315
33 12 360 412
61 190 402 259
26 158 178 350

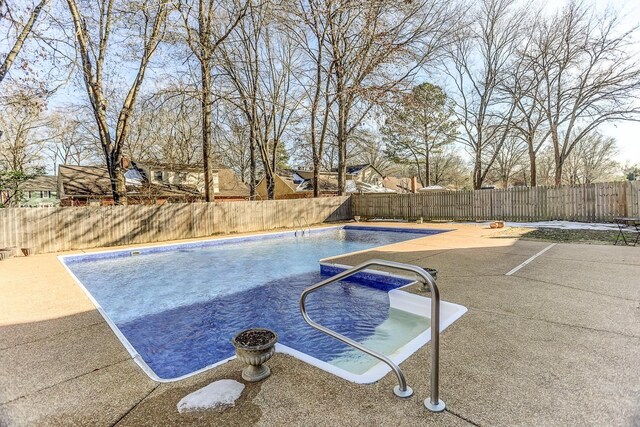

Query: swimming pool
60 225 467 383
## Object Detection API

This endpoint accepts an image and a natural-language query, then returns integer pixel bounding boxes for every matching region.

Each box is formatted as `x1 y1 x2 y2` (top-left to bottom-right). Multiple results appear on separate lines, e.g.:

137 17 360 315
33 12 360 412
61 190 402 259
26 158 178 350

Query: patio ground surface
1 222 639 426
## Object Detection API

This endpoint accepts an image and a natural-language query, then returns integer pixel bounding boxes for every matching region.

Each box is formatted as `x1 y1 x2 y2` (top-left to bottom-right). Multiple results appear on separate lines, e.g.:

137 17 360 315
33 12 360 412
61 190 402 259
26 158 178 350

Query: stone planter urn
232 328 278 382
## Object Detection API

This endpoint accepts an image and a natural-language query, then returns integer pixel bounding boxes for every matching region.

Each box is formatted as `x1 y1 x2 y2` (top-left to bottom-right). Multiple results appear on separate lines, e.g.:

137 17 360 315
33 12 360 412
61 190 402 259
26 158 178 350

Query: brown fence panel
352 182 640 224
0 196 351 254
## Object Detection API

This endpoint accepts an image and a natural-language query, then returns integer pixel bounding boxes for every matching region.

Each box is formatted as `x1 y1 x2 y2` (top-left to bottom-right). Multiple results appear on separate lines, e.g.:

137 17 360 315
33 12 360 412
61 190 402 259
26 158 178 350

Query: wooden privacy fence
352 181 640 223
0 196 351 254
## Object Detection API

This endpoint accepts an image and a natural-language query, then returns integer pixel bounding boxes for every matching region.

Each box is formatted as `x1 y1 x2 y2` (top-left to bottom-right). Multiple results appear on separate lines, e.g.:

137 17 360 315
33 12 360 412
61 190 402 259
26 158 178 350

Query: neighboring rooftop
58 165 202 199
18 175 58 192
135 161 226 173
215 168 250 198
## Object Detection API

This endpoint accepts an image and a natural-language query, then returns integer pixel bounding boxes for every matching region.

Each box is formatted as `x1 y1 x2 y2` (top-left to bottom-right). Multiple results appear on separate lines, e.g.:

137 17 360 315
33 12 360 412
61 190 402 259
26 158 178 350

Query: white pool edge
57 225 467 384
277 287 467 384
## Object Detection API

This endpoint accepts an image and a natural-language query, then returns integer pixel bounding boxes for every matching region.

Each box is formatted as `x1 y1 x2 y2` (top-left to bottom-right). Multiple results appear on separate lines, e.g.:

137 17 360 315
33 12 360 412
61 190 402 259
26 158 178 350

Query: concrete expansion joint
0 356 132 407
471 307 640 340
509 274 639 303
445 407 483 426
111 383 160 427
0 320 105 352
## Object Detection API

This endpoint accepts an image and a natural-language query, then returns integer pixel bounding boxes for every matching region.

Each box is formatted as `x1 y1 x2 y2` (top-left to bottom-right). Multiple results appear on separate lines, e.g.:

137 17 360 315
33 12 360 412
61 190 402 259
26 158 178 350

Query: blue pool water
64 226 444 379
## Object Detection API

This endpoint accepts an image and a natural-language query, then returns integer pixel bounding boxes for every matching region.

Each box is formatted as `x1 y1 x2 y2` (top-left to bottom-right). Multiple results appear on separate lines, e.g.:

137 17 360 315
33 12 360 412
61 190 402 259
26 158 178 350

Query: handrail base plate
424 398 446 412
393 385 414 398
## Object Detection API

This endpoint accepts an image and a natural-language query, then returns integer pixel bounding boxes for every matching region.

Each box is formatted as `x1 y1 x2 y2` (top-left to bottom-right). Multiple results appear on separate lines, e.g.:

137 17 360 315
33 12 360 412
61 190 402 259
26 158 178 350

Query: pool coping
57 224 465 384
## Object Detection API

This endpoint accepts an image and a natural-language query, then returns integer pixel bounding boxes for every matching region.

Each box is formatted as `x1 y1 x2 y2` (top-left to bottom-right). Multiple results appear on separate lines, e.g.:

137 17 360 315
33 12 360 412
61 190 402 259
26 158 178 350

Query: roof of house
134 161 225 173
356 182 397 193
293 170 344 181
19 175 58 192
345 164 371 175
215 168 250 197
58 165 202 198
296 164 383 179
297 174 340 192
277 175 299 192
383 176 412 193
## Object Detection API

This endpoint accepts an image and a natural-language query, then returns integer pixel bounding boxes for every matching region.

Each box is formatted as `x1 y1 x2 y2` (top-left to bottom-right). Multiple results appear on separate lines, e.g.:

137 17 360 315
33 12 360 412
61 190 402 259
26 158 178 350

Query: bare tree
122 89 202 165
0 89 49 172
531 1 640 186
0 0 49 86
65 0 169 204
287 0 334 196
322 0 458 195
429 148 470 188
217 1 301 200
348 127 392 176
444 0 523 189
177 0 248 201
211 100 252 183
487 133 528 187
46 110 99 170
563 131 618 185
503 13 550 187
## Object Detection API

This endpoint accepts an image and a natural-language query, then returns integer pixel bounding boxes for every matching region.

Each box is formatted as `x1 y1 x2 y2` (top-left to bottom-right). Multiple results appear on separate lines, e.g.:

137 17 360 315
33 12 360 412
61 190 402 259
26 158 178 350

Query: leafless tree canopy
1 0 639 204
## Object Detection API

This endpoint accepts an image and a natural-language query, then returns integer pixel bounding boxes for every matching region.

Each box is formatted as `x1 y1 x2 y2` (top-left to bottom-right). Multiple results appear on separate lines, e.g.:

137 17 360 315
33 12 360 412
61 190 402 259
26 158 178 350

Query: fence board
0 197 351 254
352 182 640 224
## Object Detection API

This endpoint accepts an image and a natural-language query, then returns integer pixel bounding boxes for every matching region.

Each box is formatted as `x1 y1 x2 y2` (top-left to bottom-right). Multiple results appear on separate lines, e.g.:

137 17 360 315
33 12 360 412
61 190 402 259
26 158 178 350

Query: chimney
410 176 418 193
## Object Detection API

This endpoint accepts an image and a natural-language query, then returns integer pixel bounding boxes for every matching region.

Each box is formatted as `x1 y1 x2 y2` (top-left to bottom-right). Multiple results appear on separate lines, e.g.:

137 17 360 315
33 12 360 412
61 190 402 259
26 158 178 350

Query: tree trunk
425 149 431 187
266 170 275 200
201 63 215 201
336 105 347 195
312 158 320 198
336 76 347 196
248 125 256 198
473 150 482 189
528 140 537 187
108 157 127 205
554 161 563 187
550 124 563 188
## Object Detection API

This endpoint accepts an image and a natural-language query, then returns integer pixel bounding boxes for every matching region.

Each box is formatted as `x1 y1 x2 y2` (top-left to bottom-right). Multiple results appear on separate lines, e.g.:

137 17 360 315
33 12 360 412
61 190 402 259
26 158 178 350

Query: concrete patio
1 223 638 426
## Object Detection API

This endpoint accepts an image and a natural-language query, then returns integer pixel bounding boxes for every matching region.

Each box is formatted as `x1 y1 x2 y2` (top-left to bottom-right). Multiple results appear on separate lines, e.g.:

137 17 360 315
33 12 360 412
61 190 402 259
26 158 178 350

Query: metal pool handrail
294 216 311 236
299 259 446 412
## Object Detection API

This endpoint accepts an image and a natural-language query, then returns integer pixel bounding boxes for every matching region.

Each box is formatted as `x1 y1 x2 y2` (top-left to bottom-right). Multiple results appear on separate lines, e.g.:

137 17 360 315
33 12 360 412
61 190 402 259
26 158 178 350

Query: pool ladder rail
294 216 311 236
299 259 446 413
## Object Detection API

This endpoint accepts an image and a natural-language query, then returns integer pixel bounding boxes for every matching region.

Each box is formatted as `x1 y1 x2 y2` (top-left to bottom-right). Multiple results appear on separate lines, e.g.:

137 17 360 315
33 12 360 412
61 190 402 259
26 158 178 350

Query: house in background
58 165 203 206
344 164 385 187
0 175 59 207
256 170 343 199
135 162 205 192
383 176 424 193
255 173 304 199
19 175 60 206
58 161 249 205
292 170 341 191
135 161 249 200
256 164 392 199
